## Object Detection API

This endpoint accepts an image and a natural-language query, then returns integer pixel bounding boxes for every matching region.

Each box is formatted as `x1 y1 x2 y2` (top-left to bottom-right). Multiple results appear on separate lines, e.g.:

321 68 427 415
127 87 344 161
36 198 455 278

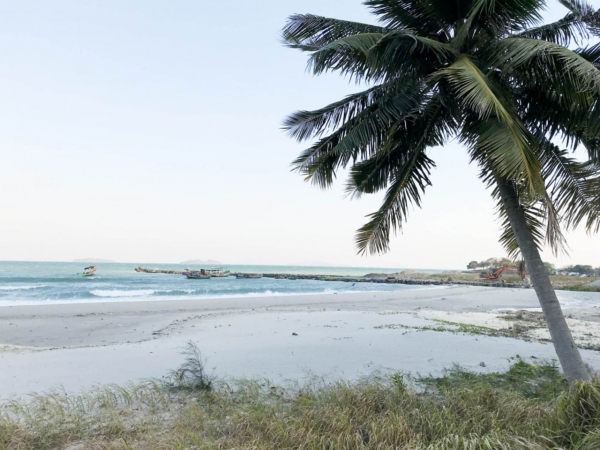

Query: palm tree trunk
495 175 591 384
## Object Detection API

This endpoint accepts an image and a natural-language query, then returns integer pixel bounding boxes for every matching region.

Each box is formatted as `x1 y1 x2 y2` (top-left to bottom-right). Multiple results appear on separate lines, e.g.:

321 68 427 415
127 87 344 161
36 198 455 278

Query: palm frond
560 0 600 37
366 31 458 75
583 135 600 164
347 153 395 197
517 0 596 45
306 30 457 82
292 111 389 188
437 56 543 194
467 118 544 199
364 0 445 34
497 199 546 259
453 0 544 49
491 38 600 91
282 14 388 50
350 94 458 254
290 82 426 184
480 169 558 258
493 38 600 149
355 149 435 254
489 136 600 258
541 196 569 256
435 55 512 121
577 42 600 68
559 0 594 16
540 140 600 233
517 14 588 45
515 78 596 148
306 33 385 81
346 95 453 198
284 80 419 142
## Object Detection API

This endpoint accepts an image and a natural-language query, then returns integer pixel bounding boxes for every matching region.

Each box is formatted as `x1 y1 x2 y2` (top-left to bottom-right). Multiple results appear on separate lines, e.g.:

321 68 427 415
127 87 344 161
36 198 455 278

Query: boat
185 270 211 279
206 268 230 277
236 273 262 279
77 266 97 277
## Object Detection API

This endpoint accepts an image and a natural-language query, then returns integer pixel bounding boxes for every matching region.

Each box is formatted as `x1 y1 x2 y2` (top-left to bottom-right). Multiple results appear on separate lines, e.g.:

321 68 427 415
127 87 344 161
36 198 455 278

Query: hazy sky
1 0 599 269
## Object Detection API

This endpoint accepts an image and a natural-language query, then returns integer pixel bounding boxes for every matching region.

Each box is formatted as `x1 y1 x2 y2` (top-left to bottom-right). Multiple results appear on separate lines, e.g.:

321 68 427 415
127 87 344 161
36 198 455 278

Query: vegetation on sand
2 353 600 449
561 283 600 293
374 318 538 339
283 0 600 383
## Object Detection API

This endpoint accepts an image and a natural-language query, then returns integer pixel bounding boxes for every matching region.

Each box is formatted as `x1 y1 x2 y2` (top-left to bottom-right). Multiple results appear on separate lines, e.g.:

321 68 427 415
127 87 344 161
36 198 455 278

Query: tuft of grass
162 341 214 393
2 358 600 449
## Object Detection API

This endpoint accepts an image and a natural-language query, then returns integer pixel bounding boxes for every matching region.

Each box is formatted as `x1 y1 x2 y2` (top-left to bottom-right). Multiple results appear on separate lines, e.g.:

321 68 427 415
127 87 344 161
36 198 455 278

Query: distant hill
73 258 115 263
180 259 222 265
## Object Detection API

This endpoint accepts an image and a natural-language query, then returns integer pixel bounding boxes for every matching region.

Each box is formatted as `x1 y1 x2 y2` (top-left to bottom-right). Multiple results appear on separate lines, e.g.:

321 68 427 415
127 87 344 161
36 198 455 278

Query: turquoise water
0 261 437 306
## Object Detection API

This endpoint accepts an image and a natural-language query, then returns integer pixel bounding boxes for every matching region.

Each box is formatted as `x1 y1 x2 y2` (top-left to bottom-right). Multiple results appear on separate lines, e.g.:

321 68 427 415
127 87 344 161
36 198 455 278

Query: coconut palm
283 0 600 384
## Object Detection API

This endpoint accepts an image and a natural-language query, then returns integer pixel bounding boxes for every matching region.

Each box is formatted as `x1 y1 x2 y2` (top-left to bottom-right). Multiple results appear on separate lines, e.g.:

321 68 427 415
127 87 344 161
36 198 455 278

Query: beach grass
1 352 600 449
560 284 600 293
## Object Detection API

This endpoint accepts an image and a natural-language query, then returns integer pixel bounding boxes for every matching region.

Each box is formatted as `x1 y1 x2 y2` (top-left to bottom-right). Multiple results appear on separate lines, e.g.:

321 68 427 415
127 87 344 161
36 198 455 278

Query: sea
0 261 441 306
1 261 599 309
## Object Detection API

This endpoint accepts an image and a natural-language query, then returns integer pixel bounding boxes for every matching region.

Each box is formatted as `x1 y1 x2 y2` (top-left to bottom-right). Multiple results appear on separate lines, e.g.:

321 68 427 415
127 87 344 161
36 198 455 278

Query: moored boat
77 266 97 277
206 268 230 277
185 271 211 279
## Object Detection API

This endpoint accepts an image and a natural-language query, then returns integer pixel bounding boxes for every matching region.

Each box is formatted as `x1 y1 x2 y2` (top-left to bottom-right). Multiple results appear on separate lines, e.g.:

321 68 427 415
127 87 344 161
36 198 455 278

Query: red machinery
480 264 526 280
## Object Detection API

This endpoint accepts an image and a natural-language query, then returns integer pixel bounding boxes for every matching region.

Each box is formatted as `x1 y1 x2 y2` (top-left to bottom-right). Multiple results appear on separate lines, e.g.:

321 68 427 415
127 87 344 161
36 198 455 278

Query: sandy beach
1 285 600 400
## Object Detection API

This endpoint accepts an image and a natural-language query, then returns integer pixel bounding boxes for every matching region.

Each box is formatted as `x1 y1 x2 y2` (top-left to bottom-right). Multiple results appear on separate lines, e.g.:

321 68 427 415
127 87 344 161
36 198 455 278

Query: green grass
1 354 600 449
560 284 600 292
417 356 567 401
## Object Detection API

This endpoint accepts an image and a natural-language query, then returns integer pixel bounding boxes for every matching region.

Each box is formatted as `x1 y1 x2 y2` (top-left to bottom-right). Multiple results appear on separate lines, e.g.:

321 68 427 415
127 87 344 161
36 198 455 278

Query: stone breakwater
134 267 185 274
261 274 530 289
133 267 530 289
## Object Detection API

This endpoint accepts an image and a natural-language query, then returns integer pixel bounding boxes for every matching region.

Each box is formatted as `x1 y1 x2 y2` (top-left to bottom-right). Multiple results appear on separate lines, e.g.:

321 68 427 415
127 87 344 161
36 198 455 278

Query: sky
0 0 599 270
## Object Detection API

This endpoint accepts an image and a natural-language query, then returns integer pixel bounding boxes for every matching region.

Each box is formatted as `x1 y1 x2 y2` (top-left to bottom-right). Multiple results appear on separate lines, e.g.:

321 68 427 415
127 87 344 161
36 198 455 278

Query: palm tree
283 0 600 384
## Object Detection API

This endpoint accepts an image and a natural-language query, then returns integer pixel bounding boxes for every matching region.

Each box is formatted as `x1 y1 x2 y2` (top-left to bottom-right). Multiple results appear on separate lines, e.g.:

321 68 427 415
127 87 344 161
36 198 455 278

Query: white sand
1 286 599 400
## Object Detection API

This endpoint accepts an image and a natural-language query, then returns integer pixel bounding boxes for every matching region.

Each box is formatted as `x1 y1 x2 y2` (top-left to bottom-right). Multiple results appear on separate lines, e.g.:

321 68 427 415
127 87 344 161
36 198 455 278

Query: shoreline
1 286 600 400
0 283 447 308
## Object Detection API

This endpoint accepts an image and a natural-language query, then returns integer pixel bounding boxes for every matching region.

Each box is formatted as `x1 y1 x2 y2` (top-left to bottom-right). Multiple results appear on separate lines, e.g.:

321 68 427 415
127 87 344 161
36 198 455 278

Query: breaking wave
89 289 156 298
0 285 48 291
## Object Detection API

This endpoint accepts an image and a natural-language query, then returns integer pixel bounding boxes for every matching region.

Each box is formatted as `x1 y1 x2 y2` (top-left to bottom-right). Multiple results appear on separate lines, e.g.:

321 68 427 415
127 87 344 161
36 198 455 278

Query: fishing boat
77 266 97 277
236 273 262 279
185 271 211 279
206 268 230 277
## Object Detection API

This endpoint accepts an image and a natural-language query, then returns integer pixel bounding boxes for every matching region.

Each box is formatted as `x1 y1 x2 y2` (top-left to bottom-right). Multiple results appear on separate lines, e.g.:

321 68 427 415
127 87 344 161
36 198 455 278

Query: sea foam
89 289 155 298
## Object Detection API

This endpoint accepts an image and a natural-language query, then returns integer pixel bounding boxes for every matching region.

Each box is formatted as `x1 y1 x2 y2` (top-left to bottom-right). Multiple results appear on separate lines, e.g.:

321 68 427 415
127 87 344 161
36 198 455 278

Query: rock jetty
134 267 185 275
133 267 530 289
258 274 529 289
